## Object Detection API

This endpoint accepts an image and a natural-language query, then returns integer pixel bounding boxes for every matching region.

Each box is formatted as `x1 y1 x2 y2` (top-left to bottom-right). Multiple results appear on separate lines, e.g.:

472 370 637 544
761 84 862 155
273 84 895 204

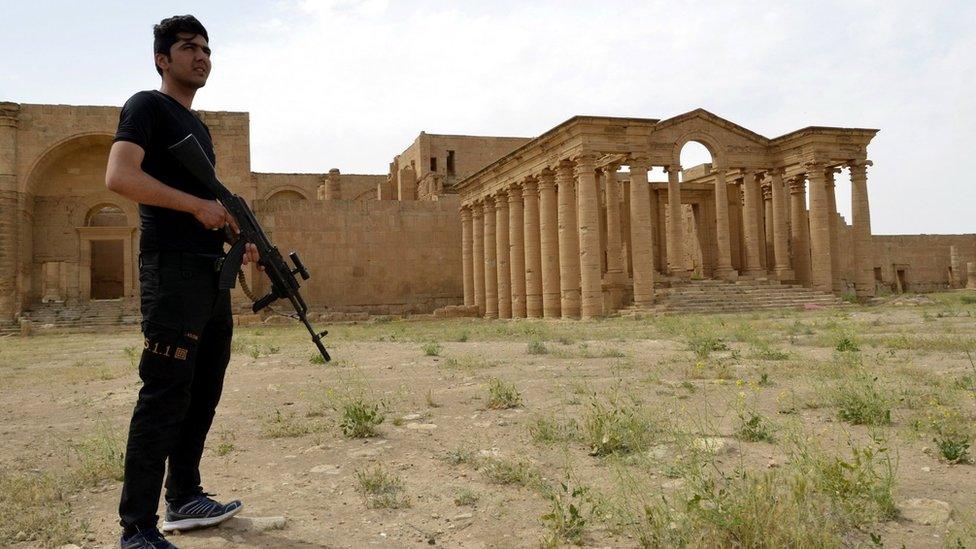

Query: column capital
507 184 523 202
521 176 539 195
824 166 841 186
460 204 472 219
765 167 785 178
483 194 496 210
537 169 555 190
788 176 807 194
555 160 574 188
847 159 873 177
602 162 620 175
664 164 682 175
761 183 773 200
627 157 651 172
803 160 827 173
572 154 598 174
495 188 509 202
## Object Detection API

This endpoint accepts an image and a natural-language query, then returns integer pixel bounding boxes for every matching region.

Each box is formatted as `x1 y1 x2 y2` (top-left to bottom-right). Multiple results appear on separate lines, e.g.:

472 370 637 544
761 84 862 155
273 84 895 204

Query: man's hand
193 199 240 233
243 242 264 271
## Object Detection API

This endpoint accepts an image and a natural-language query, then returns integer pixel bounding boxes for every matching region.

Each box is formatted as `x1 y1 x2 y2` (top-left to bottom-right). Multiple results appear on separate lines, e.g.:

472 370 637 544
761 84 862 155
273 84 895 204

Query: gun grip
252 291 278 313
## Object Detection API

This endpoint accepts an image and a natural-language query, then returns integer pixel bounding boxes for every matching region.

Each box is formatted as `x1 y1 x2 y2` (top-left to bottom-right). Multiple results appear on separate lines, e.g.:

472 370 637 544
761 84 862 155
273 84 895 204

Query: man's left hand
243 242 264 271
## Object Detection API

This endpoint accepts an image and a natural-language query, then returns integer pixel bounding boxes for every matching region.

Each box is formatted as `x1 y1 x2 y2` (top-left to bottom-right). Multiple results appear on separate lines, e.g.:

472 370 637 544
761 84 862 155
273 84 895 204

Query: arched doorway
86 204 127 299
672 140 716 278
26 133 137 304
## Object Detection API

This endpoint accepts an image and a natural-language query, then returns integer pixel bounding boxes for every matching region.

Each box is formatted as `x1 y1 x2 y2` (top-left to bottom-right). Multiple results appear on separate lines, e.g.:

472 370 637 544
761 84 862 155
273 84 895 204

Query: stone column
769 169 794 280
556 160 581 318
950 246 961 288
806 163 834 293
319 168 341 200
629 158 655 306
849 160 875 297
740 170 764 277
603 165 625 308
460 206 474 307
788 177 811 287
825 168 842 293
762 182 774 270
0 102 19 322
472 202 485 315
398 166 417 201
522 178 543 317
495 190 512 319
508 185 527 318
538 170 561 318
967 262 976 290
483 196 498 318
575 155 603 319
665 165 685 275
711 168 736 280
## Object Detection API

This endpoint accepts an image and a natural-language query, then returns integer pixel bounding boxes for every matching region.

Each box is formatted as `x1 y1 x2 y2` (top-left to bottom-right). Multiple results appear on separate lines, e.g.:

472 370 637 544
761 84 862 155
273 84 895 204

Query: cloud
194 0 975 233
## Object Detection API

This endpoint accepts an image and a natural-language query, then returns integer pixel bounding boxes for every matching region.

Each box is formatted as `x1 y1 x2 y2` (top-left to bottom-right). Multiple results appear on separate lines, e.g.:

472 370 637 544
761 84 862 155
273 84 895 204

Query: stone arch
23 132 136 303
671 131 724 169
24 132 115 195
262 185 311 202
70 192 138 228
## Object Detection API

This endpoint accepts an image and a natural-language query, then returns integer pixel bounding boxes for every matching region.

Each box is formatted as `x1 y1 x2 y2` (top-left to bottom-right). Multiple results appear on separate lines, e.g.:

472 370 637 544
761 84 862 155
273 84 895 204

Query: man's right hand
193 199 240 234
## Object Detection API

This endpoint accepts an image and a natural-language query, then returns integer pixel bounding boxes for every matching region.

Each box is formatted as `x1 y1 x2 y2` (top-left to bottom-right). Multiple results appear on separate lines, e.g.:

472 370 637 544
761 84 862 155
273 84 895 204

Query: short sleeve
114 92 155 150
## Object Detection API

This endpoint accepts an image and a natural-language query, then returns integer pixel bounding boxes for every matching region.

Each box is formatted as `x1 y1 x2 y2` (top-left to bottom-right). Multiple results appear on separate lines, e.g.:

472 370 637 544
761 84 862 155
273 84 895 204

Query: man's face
158 32 211 89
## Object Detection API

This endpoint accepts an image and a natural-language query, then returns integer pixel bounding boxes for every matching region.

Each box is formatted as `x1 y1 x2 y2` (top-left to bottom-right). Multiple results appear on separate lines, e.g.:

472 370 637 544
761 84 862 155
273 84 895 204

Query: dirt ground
2 293 976 548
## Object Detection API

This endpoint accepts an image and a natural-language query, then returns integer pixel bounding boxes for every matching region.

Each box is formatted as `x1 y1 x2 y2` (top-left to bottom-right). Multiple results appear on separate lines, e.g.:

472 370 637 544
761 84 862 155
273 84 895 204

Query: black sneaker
120 527 178 549
161 493 243 533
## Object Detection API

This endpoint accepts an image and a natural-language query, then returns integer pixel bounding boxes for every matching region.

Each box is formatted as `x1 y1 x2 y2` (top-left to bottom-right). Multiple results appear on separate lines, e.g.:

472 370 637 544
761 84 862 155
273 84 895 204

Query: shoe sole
161 504 243 533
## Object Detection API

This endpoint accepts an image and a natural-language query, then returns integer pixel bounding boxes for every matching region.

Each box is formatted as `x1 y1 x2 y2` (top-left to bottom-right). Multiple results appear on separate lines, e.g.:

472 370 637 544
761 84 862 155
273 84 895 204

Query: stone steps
16 300 141 333
620 278 843 316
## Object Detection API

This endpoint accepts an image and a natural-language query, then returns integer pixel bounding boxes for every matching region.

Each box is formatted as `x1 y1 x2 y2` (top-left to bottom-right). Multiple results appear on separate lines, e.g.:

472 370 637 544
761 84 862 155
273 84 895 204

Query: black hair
153 15 209 75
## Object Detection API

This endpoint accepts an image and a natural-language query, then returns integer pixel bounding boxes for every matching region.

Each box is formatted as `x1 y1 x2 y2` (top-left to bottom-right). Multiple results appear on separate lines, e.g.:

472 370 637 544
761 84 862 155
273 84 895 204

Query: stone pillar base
740 269 766 279
670 269 692 279
714 268 738 281
773 268 795 282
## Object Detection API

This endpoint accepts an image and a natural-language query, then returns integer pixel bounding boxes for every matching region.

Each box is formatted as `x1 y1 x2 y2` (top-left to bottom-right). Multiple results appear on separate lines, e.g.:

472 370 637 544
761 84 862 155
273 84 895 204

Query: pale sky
1 0 974 234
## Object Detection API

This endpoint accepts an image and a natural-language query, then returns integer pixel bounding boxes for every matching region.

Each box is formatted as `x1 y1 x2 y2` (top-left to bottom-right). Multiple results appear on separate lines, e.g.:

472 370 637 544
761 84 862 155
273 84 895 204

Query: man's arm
106 140 261 266
105 140 235 231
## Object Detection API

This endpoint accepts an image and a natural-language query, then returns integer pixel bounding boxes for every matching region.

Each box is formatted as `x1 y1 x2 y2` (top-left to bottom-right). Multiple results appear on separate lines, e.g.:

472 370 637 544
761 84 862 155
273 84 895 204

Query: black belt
140 251 226 272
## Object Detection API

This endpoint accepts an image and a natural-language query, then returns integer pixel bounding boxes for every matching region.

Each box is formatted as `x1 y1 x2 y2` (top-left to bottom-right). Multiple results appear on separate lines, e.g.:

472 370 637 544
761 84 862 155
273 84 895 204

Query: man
106 15 260 549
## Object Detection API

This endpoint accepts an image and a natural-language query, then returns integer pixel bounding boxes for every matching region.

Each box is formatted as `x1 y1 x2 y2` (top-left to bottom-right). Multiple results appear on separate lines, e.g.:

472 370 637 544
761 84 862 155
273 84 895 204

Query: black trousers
119 252 233 533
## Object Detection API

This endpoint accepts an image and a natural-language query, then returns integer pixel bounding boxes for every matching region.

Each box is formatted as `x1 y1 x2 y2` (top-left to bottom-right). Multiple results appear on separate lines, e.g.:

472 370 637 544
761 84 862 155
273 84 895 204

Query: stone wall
0 102 252 317
872 234 976 292
387 133 531 201
253 172 383 204
255 195 463 314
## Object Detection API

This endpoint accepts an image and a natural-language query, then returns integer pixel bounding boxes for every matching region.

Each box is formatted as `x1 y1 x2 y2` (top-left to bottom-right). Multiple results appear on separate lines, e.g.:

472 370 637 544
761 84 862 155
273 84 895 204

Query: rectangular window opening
430 157 437 172
446 150 456 175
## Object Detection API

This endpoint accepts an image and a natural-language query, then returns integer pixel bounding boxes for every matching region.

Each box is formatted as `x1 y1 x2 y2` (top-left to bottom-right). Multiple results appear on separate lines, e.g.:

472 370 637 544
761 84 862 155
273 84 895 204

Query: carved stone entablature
725 144 764 155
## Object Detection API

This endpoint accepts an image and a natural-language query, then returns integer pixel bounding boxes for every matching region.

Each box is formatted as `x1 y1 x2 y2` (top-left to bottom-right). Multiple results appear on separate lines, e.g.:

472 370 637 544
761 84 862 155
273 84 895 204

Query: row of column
459 157 875 320
460 155 658 320
712 161 872 297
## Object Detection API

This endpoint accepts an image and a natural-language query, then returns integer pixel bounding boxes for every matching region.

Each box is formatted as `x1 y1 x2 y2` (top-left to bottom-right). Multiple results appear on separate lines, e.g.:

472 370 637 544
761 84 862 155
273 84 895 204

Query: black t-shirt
114 90 224 255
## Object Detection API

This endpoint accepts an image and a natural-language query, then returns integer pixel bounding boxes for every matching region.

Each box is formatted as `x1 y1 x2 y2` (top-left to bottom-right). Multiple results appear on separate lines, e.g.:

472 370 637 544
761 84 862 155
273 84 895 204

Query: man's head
153 15 211 89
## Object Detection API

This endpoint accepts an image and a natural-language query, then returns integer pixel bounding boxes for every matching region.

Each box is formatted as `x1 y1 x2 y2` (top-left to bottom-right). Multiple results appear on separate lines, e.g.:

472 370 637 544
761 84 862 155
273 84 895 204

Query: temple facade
455 110 878 319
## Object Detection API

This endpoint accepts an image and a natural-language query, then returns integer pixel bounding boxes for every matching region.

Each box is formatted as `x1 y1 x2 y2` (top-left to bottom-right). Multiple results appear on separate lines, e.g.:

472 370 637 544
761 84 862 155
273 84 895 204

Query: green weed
355 466 409 509
487 378 523 409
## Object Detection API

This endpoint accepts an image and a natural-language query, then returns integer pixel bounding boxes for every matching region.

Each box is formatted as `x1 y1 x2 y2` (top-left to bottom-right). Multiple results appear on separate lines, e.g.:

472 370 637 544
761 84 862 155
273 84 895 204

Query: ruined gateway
0 101 972 327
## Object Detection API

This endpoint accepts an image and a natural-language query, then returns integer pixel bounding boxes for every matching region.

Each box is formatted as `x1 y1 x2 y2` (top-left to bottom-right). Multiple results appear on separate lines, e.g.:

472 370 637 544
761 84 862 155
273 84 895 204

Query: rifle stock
169 134 331 362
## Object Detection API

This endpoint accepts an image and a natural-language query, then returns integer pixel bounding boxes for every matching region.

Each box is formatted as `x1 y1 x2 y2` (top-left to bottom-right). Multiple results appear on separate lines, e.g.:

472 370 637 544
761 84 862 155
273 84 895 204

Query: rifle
169 134 331 362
